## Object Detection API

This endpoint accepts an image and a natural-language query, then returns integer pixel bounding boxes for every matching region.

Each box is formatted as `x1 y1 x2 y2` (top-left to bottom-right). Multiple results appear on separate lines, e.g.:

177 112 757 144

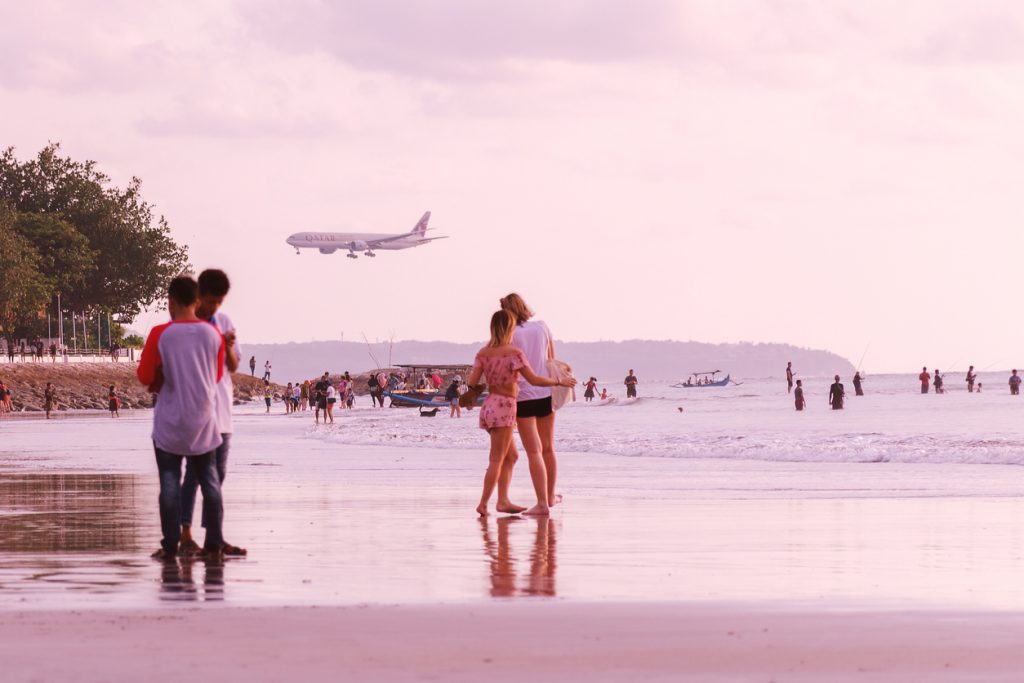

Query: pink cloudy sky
4 1 1024 373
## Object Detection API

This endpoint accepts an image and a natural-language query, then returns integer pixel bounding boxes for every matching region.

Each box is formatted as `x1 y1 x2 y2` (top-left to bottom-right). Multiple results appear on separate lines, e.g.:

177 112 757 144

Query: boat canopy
690 370 721 376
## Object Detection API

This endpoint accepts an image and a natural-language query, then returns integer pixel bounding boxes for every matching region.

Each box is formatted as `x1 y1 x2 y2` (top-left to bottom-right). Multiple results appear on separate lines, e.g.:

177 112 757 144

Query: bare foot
496 502 527 514
523 504 550 517
549 493 564 506
476 504 489 516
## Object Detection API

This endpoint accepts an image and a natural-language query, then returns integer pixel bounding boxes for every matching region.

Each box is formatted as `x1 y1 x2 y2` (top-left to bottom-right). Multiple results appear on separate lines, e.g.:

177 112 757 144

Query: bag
537 320 574 411
548 359 575 411
459 384 485 408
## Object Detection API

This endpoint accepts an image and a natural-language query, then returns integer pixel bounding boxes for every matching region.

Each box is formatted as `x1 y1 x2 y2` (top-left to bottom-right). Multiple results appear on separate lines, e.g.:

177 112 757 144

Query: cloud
242 0 685 80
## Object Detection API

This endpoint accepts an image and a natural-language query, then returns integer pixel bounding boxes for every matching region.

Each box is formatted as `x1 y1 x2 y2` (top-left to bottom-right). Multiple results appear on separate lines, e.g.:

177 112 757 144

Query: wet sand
4 604 1024 681
4 408 1024 679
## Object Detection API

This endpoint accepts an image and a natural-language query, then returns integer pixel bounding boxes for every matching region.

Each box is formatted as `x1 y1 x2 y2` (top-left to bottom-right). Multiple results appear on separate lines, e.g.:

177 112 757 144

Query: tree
0 205 50 343
0 143 189 321
12 212 94 296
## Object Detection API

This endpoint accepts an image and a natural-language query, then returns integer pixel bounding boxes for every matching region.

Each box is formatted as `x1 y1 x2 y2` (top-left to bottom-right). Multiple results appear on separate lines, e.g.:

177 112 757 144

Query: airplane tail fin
412 211 431 239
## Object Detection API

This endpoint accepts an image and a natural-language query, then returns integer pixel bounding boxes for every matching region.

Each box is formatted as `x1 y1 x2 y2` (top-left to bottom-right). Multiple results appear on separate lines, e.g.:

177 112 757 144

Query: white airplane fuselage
285 211 442 258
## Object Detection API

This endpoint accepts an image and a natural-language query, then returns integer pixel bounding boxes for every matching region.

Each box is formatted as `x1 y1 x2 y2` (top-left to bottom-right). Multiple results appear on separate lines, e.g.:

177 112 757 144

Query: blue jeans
180 434 230 528
155 446 224 553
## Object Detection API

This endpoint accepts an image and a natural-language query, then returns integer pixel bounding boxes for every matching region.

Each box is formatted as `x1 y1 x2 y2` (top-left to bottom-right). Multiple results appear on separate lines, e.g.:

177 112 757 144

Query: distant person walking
919 367 931 394
828 375 845 410
852 372 864 396
934 369 944 394
249 355 256 377
44 382 56 419
446 377 462 418
1010 370 1021 396
966 366 977 393
794 379 806 411
263 380 272 412
786 362 794 394
624 369 638 398
263 360 272 381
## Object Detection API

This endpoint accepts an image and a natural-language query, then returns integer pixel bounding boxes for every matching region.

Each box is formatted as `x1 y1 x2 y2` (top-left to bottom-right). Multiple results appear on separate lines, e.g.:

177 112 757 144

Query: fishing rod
362 332 382 371
856 343 870 371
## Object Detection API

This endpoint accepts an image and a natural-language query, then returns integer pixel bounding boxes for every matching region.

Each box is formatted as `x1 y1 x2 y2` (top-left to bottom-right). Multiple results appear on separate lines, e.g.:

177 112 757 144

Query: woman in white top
326 383 336 423
500 293 560 516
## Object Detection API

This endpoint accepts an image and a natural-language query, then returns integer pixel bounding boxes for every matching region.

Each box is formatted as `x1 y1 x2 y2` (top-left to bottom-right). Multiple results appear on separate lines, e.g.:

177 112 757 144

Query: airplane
285 211 446 259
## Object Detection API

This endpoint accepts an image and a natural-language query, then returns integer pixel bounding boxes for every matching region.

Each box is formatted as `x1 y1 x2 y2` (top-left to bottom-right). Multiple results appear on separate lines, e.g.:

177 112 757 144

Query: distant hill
239 339 854 383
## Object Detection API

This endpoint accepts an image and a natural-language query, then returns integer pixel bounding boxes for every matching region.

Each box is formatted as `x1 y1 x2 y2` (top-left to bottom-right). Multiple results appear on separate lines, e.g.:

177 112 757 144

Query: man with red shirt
919 367 930 395
138 276 226 559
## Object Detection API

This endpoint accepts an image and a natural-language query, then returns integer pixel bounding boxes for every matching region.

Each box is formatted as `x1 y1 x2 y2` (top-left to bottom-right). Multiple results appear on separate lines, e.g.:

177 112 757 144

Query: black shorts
516 396 552 419
317 398 327 409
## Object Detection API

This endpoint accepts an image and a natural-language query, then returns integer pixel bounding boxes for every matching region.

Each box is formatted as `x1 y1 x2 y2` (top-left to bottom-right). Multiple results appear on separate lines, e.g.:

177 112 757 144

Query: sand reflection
480 517 557 598
0 472 141 552
159 556 226 602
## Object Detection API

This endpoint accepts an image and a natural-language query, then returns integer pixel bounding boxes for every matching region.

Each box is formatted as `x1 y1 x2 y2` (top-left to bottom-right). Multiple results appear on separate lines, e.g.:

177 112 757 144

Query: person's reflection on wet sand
159 556 225 602
479 516 557 598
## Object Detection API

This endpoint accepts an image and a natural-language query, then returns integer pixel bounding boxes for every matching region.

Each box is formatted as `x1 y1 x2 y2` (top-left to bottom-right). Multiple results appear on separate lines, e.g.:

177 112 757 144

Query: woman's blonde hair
499 293 533 324
489 310 517 348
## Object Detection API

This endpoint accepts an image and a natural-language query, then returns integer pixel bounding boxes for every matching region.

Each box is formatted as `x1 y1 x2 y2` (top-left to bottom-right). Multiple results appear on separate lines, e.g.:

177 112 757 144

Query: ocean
313 372 1024 467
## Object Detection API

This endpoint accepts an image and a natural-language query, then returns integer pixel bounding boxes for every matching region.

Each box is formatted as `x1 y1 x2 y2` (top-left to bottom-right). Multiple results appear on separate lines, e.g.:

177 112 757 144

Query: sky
4 0 1024 373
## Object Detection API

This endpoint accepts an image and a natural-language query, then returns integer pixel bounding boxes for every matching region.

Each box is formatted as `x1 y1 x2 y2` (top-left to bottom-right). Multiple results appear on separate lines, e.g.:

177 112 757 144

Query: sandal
178 539 201 555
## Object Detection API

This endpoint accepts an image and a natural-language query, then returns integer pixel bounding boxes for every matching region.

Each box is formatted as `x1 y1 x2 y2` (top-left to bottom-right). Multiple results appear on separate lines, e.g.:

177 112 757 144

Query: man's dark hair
198 269 230 297
168 276 199 306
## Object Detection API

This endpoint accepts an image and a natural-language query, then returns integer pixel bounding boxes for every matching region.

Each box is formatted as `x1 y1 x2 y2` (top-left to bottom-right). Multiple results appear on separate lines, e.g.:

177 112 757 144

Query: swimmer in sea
794 379 806 411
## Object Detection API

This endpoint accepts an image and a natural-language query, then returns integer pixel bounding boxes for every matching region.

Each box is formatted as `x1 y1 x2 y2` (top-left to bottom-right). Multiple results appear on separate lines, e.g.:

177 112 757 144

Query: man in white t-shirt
179 269 247 556
264 360 272 381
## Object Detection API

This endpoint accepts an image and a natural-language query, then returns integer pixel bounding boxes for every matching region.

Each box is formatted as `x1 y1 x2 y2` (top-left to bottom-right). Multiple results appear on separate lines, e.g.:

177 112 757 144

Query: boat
381 363 486 407
672 370 731 388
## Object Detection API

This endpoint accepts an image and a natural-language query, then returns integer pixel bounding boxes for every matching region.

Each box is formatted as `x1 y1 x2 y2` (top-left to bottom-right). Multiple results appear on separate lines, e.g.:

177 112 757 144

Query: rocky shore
0 363 282 412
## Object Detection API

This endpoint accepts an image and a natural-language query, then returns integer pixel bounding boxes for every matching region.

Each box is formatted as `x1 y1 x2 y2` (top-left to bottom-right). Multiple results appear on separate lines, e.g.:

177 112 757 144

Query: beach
4 377 1024 680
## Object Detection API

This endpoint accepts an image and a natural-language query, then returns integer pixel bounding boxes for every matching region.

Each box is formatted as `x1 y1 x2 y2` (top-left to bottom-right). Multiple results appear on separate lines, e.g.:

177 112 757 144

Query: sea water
314 372 1024 467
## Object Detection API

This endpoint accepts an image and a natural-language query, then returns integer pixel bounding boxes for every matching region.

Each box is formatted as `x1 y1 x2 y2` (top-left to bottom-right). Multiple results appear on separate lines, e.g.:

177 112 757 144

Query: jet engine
347 241 368 251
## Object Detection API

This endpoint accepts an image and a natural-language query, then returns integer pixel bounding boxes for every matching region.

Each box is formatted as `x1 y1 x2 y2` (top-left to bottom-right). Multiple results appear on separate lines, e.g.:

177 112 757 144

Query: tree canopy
0 143 189 339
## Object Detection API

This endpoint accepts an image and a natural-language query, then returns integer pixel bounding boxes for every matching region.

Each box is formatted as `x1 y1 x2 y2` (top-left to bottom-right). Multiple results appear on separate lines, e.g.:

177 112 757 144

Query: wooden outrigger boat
672 370 731 388
381 363 486 407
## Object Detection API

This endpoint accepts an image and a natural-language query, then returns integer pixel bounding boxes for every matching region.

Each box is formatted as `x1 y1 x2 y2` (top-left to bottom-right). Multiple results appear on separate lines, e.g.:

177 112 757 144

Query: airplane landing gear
346 252 358 259
295 248 300 255
364 251 376 257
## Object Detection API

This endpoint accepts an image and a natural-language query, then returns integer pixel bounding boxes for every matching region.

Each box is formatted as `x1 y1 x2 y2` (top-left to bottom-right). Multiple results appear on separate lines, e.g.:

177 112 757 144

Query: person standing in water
1010 370 1021 395
828 375 845 410
919 367 931 394
624 369 638 398
582 377 598 402
934 369 944 394
786 362 794 394
852 372 864 396
966 366 977 393
794 379 806 411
